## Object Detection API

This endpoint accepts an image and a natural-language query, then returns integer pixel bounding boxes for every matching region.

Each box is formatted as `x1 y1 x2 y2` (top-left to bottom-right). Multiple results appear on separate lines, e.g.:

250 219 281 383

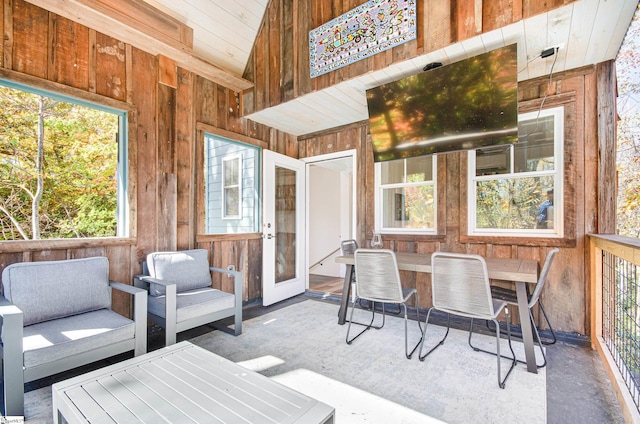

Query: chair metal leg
470 309 548 368
492 310 517 389
529 309 548 367
418 310 450 361
346 299 385 345
538 300 557 345
405 293 423 359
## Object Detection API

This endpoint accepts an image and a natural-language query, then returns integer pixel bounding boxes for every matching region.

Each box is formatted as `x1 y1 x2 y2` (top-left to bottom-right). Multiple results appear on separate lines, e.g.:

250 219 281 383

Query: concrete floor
302 290 626 423
19 292 626 423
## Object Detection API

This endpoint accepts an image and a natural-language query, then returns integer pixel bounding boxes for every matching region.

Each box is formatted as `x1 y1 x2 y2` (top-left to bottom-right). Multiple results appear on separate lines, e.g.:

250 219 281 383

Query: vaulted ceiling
141 0 638 137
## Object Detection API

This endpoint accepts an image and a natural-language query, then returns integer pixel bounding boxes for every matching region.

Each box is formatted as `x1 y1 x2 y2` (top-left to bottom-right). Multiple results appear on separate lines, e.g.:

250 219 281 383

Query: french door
262 150 306 306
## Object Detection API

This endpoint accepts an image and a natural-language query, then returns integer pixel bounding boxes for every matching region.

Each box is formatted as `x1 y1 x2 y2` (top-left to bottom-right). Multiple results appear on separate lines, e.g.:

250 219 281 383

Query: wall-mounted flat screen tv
366 44 518 162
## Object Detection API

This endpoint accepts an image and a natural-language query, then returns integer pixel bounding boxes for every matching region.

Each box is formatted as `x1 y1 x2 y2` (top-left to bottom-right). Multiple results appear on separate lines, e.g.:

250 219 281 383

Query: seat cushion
21 309 135 369
146 249 212 296
1 257 112 326
148 287 235 323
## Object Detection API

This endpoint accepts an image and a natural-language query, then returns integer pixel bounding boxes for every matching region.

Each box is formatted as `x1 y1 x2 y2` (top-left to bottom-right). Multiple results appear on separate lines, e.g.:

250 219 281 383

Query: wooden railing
590 234 640 424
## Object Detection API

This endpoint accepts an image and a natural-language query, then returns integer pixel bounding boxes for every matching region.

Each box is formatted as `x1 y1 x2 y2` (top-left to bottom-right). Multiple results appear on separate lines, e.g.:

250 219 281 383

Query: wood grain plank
88 28 96 92
596 61 616 234
106 244 132 317
157 82 176 175
13 0 48 78
158 54 177 88
131 46 158 256
196 76 216 127
268 0 282 106
424 0 453 53
48 14 90 89
175 66 194 250
295 0 312 97
282 0 294 101
95 32 126 101
156 171 177 251
215 83 227 130
482 0 514 33
254 21 268 111
227 89 243 134
89 0 193 48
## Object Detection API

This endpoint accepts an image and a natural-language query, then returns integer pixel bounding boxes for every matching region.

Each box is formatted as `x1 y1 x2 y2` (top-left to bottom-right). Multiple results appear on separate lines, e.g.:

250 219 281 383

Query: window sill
460 234 576 247
0 237 136 253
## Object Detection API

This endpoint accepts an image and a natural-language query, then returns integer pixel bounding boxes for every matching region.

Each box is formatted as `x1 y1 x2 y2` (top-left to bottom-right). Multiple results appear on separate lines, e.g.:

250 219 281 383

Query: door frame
302 149 357 282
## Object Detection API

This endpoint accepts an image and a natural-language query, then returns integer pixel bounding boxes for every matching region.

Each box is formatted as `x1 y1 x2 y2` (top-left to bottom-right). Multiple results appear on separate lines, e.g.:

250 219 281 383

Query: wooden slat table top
336 252 538 283
52 341 335 424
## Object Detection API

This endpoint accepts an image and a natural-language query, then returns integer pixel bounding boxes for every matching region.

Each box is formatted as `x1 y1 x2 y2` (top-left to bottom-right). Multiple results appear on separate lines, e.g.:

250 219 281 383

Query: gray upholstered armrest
210 265 243 295
210 265 243 334
110 281 147 295
138 276 176 288
0 296 25 415
108 282 147 356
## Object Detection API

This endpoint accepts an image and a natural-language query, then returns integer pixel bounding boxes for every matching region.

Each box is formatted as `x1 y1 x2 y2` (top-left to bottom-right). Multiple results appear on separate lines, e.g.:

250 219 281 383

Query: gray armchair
0 257 147 416
136 249 243 346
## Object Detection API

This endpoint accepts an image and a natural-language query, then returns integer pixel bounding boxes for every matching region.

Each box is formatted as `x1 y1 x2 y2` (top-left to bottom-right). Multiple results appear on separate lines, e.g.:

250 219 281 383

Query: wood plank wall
0 0 290 315
244 0 613 337
243 0 576 116
297 64 610 336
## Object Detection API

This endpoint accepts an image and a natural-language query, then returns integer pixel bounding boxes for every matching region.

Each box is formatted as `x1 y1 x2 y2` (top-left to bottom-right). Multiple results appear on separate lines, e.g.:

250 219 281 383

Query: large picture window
468 107 564 236
0 79 128 240
204 134 260 234
374 155 437 234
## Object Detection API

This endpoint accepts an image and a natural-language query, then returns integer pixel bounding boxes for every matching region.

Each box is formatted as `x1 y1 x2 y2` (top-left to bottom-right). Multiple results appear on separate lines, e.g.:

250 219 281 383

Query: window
0 80 128 240
222 155 241 218
374 155 437 234
204 134 260 234
468 106 564 236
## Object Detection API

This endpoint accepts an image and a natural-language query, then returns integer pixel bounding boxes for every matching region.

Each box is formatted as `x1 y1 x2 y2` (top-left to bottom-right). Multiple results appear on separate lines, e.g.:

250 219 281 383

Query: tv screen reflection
366 44 518 162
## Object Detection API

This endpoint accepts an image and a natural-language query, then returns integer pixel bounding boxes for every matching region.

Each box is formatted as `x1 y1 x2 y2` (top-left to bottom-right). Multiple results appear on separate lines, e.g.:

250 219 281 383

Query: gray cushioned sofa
0 257 147 416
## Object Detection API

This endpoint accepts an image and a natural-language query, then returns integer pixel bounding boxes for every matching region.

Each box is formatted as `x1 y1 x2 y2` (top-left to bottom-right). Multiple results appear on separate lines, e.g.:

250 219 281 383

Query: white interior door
262 150 306 306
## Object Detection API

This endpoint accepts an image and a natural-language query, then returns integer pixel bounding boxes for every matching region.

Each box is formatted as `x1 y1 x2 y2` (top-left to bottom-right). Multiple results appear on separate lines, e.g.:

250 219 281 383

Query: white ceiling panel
142 0 638 137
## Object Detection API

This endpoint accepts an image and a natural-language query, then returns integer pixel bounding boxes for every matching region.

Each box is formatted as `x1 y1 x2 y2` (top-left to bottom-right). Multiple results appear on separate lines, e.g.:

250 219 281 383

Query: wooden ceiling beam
24 0 254 92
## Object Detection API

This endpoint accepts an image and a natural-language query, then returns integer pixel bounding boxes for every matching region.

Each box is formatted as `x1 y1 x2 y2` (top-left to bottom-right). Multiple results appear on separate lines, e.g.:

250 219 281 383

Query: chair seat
21 309 135 368
148 287 235 323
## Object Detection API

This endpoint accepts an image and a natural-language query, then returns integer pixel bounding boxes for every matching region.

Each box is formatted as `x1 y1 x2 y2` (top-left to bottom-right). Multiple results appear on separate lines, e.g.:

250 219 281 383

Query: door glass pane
275 166 296 283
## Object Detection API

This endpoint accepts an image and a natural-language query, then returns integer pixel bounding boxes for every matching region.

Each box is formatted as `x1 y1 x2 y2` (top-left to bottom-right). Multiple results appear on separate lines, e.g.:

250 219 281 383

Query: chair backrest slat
354 249 403 303
528 248 559 308
431 252 495 319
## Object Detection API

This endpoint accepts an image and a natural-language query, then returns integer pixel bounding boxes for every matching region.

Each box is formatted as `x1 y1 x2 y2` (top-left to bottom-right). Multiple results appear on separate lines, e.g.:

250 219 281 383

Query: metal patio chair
475 248 560 368
345 249 422 359
418 252 517 389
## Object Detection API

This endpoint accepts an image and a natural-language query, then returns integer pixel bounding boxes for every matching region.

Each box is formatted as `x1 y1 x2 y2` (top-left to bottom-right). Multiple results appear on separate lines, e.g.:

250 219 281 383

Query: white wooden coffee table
52 341 334 423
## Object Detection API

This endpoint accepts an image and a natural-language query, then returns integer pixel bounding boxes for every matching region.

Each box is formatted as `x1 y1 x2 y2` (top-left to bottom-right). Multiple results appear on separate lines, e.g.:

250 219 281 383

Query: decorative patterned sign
309 0 416 78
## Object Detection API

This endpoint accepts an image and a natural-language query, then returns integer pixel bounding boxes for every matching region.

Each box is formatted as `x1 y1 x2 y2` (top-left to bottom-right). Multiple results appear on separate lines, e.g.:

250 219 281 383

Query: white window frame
222 154 242 220
374 155 438 235
467 106 564 237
